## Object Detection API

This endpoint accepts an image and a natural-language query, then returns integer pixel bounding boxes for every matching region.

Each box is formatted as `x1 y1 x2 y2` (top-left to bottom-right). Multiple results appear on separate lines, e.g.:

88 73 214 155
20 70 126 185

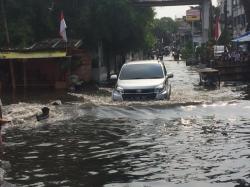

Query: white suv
111 60 173 101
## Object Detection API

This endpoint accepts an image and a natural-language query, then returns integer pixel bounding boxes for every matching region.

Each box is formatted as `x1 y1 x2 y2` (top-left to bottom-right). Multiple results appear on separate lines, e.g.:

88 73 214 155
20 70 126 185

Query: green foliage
152 17 178 45
153 17 178 34
0 0 56 47
180 41 193 60
195 43 211 62
0 0 155 55
81 0 155 53
218 29 231 45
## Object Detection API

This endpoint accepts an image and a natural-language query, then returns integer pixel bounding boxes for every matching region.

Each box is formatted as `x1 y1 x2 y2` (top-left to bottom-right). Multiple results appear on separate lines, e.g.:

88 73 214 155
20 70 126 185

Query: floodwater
1 57 250 187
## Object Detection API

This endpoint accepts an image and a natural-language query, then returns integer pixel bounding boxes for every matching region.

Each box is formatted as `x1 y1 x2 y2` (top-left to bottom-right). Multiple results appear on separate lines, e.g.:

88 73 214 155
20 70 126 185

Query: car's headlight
116 86 124 93
155 84 165 93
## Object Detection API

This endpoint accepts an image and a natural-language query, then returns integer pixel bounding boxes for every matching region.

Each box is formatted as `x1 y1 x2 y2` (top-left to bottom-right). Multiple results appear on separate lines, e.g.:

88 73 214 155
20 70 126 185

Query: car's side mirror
110 74 118 80
167 73 174 78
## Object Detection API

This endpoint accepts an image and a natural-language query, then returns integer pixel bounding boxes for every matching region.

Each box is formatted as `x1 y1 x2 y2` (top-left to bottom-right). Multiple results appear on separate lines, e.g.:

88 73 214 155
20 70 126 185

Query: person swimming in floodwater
0 99 10 126
36 107 50 121
0 98 10 149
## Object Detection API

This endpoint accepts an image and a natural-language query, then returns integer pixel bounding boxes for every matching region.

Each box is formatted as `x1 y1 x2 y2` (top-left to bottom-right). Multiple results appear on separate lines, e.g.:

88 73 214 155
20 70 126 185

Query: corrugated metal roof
0 39 82 60
27 38 82 50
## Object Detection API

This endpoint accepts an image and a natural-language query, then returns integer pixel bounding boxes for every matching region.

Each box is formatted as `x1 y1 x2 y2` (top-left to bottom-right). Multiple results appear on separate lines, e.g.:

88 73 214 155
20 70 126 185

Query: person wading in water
0 99 10 145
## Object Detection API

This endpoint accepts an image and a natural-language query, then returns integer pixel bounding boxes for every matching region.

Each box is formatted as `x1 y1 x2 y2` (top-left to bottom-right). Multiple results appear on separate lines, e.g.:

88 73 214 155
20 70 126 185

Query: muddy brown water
1 57 250 187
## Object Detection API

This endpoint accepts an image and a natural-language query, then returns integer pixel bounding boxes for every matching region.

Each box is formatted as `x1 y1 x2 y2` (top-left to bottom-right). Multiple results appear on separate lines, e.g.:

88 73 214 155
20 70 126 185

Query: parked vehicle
111 60 173 101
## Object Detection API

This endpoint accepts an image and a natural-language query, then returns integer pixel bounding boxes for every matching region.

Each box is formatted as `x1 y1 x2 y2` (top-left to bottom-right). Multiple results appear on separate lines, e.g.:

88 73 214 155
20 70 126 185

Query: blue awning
232 31 250 42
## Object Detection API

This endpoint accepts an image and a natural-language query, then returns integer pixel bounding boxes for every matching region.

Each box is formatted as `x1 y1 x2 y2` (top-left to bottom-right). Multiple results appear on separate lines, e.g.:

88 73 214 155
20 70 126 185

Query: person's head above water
42 107 50 115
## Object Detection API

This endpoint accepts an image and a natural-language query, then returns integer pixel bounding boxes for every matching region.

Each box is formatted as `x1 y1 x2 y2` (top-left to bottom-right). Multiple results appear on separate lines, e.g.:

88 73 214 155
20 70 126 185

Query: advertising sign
186 9 200 21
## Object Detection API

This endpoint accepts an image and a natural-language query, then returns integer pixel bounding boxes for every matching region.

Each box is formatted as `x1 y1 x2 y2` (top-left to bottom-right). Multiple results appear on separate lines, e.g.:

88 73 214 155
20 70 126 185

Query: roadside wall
70 49 92 82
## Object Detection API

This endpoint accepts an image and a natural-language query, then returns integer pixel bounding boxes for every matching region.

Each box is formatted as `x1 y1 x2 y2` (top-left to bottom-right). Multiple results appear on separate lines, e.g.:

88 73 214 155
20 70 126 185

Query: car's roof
125 60 161 65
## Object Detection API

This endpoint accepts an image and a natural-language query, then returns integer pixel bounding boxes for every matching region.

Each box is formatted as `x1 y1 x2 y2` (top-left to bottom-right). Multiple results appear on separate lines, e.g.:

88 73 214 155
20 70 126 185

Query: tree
80 0 155 53
0 0 156 80
58 0 155 78
0 0 57 47
152 17 178 46
0 0 155 54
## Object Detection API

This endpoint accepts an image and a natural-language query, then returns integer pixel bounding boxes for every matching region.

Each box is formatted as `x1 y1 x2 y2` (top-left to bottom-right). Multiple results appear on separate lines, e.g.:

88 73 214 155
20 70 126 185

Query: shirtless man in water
0 98 10 146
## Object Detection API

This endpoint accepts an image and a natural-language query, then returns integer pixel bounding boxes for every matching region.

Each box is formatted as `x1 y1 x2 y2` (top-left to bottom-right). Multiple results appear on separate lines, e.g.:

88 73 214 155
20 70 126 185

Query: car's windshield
119 63 164 80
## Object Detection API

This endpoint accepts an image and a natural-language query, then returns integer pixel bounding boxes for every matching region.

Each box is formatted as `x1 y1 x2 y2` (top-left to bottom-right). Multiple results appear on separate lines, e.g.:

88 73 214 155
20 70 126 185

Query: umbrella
232 31 250 42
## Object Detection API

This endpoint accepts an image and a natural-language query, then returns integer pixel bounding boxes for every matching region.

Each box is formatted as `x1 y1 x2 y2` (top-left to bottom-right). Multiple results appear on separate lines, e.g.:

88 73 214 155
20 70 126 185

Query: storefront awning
0 50 67 60
232 31 250 42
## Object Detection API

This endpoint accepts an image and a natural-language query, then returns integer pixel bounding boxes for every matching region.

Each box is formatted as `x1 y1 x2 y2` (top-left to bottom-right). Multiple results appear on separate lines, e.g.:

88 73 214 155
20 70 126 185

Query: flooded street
1 58 250 187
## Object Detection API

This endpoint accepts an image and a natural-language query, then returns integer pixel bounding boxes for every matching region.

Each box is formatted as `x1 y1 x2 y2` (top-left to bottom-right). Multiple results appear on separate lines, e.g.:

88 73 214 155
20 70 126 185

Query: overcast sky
154 0 218 19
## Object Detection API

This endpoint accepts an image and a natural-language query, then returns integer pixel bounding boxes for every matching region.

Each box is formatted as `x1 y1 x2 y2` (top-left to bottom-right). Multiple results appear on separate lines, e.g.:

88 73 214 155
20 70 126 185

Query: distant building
218 0 233 17
232 0 248 37
176 17 192 47
178 6 202 46
218 0 248 38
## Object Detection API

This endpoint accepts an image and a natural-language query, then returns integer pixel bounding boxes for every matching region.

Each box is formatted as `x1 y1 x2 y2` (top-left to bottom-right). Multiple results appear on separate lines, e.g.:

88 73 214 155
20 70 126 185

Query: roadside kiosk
198 68 220 88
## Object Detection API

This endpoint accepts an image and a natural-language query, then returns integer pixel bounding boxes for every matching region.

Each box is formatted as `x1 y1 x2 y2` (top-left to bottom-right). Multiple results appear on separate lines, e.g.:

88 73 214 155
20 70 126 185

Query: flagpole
60 11 67 54
66 41 68 55
59 10 69 81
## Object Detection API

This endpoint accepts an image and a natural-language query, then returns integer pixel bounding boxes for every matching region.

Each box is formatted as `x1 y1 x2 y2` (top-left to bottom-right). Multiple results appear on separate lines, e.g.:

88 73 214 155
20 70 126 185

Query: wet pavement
1 57 250 187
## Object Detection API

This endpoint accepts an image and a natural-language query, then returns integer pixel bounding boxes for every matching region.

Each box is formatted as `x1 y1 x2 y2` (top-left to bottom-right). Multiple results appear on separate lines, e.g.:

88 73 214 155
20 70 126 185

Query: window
119 63 164 80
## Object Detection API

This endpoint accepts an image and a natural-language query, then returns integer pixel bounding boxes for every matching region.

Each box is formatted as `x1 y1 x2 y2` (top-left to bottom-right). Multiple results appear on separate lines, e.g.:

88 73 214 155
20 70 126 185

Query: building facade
232 0 248 37
218 0 248 38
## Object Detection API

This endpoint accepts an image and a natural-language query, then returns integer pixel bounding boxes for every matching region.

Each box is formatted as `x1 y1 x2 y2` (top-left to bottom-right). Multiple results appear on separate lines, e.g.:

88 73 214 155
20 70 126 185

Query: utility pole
98 41 103 83
192 21 194 57
0 0 16 90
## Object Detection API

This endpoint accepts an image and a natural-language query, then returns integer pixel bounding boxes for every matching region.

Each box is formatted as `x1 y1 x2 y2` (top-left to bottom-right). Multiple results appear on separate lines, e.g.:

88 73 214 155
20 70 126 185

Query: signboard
186 9 200 21
0 51 67 60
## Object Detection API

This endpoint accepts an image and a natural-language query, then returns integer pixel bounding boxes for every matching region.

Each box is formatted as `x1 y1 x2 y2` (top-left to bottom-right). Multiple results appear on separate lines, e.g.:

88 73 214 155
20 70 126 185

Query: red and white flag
60 11 67 42
214 16 221 41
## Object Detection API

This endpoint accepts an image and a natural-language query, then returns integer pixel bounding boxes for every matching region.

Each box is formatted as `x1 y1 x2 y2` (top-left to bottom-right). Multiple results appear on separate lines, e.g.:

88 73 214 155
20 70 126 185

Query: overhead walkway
132 0 203 6
131 0 211 43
